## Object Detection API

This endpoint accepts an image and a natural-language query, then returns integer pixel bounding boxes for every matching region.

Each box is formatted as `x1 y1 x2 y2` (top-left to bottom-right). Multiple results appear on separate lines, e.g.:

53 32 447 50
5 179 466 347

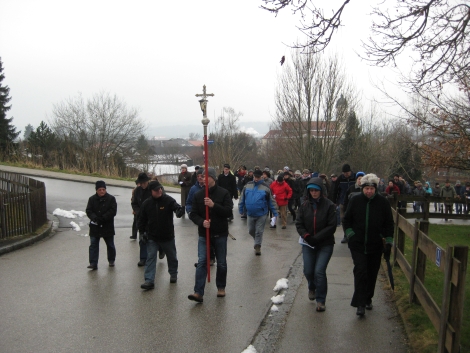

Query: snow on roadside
273 278 289 291
53 208 86 218
70 221 81 231
241 345 257 353
271 294 285 304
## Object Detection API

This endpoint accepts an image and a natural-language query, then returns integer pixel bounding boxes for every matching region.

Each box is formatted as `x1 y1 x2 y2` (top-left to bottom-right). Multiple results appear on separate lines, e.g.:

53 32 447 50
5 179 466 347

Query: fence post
395 208 407 265
409 220 420 304
448 246 468 353
438 245 453 353
415 220 429 297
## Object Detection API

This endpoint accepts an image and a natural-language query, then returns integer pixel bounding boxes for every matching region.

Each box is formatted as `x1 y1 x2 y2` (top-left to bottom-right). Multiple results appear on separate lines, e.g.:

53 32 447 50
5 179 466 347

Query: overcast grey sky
0 0 400 139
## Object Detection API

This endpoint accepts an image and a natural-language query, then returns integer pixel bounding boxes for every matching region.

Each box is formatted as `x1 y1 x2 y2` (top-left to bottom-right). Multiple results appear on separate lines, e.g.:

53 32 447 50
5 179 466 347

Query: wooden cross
195 85 214 117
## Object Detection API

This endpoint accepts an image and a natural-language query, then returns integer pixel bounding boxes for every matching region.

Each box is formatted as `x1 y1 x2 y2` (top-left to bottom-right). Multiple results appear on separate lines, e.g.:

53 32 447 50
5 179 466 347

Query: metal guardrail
0 172 47 239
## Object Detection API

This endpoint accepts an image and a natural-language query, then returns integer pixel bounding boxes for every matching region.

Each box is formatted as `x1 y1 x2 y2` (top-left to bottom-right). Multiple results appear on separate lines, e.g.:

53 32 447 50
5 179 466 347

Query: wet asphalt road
0 178 302 353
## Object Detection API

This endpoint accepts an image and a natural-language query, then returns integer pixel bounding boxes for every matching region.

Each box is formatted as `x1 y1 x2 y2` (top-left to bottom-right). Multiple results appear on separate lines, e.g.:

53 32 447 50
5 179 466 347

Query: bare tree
209 107 258 171
50 92 146 174
261 0 469 90
270 50 358 173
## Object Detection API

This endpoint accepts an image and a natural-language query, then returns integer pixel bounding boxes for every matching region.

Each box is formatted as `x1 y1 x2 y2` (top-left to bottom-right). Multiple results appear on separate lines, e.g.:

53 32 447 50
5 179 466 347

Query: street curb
248 249 304 353
0 220 54 257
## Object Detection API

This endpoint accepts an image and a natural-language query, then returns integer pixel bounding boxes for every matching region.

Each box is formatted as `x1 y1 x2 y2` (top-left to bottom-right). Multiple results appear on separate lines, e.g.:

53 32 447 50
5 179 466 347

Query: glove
383 243 392 260
140 232 148 244
303 233 316 246
175 207 185 218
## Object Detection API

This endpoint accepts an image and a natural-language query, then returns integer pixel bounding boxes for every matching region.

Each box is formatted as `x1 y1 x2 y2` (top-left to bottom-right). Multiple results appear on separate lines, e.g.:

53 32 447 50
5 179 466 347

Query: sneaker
316 303 326 312
308 290 316 301
281 226 286 229
356 306 365 316
87 264 97 270
217 288 226 297
270 225 276 229
188 293 203 303
137 260 146 267
141 282 155 290
108 261 115 267
170 275 177 283
159 251 165 259
341 236 348 243
366 303 373 310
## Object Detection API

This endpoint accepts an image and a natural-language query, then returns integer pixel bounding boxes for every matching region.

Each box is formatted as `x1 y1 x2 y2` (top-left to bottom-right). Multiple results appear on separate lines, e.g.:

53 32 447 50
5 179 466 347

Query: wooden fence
0 172 47 240
388 194 468 353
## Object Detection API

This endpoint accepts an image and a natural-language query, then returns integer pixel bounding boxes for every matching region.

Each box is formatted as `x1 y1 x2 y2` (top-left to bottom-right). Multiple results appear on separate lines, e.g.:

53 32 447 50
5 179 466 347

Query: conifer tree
0 57 20 153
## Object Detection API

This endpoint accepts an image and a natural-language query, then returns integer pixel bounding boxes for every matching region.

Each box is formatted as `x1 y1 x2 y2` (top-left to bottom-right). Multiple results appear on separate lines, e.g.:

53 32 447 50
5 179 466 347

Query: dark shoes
366 303 373 310
254 245 261 255
281 226 286 229
316 303 326 312
356 306 365 316
170 275 177 283
217 288 226 297
308 290 316 301
210 258 215 266
141 282 155 290
87 264 97 270
270 225 276 229
341 236 348 243
241 215 247 219
137 260 146 267
130 235 137 239
108 262 115 267
188 293 204 303
159 251 165 259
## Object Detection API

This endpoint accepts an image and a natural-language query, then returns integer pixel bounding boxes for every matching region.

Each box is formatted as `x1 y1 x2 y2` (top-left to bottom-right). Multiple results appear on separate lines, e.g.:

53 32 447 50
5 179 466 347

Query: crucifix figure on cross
195 85 214 117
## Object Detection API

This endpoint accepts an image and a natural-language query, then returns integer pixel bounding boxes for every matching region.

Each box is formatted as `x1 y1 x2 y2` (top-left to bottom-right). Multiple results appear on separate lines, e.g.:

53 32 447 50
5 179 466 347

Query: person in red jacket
270 174 293 229
385 180 400 195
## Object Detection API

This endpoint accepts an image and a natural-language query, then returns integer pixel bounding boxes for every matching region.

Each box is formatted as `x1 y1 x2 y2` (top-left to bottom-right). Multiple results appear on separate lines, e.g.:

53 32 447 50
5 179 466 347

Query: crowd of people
84 162 469 316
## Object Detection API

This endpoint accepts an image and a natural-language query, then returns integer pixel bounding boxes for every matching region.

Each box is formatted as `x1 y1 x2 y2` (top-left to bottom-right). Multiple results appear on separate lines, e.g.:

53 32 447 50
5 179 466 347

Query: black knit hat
95 180 106 190
277 175 284 182
253 169 263 177
148 180 163 191
342 164 351 172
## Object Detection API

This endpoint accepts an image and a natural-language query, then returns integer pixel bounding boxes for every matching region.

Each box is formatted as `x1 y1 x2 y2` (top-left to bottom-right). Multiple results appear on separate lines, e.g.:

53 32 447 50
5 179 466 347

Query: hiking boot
159 251 165 259
87 264 97 270
308 290 316 301
170 275 177 283
241 215 247 219
356 306 365 316
270 225 276 229
254 245 261 255
108 261 115 267
141 282 155 290
366 303 373 310
316 303 326 312
281 225 286 229
137 260 146 267
188 293 203 303
130 235 137 239
217 288 226 297
341 236 348 243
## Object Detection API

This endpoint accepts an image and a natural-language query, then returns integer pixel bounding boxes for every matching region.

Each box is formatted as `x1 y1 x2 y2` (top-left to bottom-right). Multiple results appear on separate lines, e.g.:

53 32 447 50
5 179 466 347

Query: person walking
217 163 238 221
440 179 457 221
178 164 192 213
270 174 293 229
343 174 394 316
86 180 117 270
296 177 337 312
238 169 278 255
188 168 233 303
333 164 356 243
138 181 184 290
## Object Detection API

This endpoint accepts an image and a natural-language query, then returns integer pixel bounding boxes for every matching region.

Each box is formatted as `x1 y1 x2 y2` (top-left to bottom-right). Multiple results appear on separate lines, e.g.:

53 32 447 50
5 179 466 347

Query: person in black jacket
86 180 117 270
188 167 233 303
217 163 238 221
131 172 153 266
343 173 394 316
138 181 184 290
296 177 336 312
333 164 356 243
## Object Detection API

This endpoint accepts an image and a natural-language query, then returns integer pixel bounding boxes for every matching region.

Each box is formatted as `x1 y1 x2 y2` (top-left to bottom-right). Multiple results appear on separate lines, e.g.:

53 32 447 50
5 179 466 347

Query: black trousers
349 249 382 307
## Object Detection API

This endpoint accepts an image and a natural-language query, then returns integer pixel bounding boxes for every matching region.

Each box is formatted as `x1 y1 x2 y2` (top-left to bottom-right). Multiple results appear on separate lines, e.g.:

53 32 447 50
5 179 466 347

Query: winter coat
343 191 394 255
385 184 400 195
424 182 433 195
86 192 117 238
131 185 152 216
190 184 233 237
334 173 356 205
296 178 336 248
344 183 362 211
440 186 457 205
185 182 204 214
178 171 192 189
270 181 293 207
218 172 238 200
239 179 278 218
235 169 247 190
137 193 182 242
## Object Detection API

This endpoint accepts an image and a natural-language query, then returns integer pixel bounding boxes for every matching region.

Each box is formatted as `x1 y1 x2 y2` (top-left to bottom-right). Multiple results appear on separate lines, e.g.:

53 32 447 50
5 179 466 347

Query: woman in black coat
295 177 337 312
86 180 117 270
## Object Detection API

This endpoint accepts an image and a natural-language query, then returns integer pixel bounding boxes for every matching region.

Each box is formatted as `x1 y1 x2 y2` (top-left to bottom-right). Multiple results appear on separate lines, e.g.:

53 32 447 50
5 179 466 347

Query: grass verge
391 224 470 352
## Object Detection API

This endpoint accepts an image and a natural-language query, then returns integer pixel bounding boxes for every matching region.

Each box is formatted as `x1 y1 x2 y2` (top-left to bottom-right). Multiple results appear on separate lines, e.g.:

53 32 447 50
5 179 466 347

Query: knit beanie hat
342 164 351 172
95 180 106 190
204 167 217 181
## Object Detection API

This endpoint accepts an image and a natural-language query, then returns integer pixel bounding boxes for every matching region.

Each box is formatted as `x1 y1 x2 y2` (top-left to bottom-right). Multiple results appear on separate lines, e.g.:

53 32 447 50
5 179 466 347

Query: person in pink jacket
270 174 293 229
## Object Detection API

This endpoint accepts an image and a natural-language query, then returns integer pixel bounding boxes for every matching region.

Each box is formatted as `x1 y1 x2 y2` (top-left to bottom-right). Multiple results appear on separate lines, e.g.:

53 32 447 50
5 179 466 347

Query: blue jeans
144 238 178 284
302 244 334 304
89 236 116 265
194 235 227 296
247 214 267 246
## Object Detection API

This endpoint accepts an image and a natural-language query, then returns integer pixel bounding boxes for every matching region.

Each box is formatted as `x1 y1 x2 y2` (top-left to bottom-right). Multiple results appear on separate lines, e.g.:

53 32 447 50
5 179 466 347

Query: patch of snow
70 221 81 231
53 208 86 219
241 345 258 353
271 305 279 312
271 294 285 304
273 278 289 291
